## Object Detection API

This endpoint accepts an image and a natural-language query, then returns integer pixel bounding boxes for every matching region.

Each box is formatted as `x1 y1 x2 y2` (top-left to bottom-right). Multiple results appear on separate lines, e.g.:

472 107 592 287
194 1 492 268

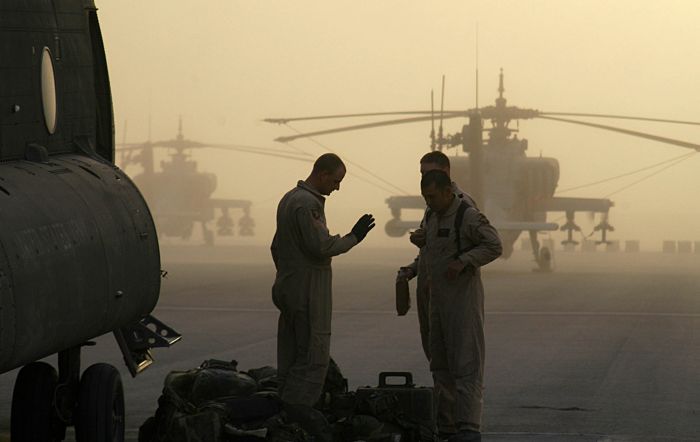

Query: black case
356 372 435 441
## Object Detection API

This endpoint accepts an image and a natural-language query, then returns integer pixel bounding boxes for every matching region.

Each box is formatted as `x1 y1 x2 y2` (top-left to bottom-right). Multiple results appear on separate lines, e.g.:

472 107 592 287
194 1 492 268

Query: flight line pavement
1 245 699 441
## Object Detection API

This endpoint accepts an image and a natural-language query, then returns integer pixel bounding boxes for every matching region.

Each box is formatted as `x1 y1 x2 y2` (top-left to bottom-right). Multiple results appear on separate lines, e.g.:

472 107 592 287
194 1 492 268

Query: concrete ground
1 245 699 441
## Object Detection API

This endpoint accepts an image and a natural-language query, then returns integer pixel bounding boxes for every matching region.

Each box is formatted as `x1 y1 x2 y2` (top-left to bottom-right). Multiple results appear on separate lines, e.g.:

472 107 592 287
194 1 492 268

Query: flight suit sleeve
270 234 279 268
457 209 502 268
406 254 419 274
405 209 428 273
295 206 358 259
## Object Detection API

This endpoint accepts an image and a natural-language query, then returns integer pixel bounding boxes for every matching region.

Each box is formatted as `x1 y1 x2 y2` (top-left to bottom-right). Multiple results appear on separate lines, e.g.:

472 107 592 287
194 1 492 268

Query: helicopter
118 118 312 245
118 118 254 246
265 70 700 270
1 0 181 440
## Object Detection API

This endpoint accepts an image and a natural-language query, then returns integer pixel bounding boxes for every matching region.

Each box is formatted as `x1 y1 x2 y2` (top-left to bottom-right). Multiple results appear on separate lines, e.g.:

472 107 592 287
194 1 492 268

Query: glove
351 214 375 242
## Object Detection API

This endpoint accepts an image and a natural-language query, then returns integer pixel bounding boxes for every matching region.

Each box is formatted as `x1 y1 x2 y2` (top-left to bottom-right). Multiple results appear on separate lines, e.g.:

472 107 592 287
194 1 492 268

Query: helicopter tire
11 362 61 442
74 363 125 442
537 246 553 272
384 219 408 237
203 228 215 246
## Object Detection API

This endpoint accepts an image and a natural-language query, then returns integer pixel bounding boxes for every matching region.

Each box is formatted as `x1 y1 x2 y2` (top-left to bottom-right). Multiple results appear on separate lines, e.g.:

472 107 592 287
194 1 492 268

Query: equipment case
355 372 435 441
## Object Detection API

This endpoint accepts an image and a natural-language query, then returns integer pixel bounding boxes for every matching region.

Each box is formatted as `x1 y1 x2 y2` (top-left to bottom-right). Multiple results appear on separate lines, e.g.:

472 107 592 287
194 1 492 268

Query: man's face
421 182 454 214
318 166 346 195
420 162 450 177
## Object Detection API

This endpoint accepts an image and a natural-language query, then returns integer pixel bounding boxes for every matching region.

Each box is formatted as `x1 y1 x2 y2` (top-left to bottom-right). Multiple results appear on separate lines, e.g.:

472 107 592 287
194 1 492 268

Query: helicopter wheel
238 215 255 236
384 219 407 237
536 246 553 273
11 362 63 442
202 227 215 246
74 363 125 442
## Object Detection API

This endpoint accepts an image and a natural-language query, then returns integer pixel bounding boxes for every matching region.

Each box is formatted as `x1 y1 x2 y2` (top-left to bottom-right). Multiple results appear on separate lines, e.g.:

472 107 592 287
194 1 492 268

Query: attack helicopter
266 70 700 270
118 118 311 245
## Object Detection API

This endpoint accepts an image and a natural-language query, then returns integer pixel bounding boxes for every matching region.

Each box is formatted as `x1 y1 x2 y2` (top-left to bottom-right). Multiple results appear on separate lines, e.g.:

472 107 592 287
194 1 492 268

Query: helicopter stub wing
538 196 614 213
493 221 559 232
384 195 560 236
209 198 252 209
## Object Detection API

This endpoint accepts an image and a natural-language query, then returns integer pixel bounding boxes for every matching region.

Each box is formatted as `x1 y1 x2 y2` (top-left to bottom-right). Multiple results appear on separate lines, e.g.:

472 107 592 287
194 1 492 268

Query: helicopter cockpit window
41 47 57 134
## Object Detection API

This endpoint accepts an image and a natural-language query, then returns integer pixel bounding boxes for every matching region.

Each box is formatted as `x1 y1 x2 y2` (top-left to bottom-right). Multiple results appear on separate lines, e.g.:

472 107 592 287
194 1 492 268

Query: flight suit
405 183 477 360
421 195 501 434
271 181 357 406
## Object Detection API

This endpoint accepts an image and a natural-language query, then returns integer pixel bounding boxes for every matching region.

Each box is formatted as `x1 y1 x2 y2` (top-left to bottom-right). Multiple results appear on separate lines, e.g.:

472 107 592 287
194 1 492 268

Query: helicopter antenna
430 89 436 150
438 75 445 150
177 115 184 141
148 114 152 142
475 22 479 110
498 68 505 100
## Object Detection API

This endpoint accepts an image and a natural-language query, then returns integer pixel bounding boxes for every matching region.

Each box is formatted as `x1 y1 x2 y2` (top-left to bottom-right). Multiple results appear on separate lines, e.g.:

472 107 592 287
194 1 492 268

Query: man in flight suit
418 169 501 442
271 153 375 411
398 151 477 361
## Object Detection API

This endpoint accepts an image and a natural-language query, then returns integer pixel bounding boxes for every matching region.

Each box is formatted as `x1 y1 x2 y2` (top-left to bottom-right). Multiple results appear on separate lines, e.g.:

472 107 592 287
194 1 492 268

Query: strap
454 201 469 258
423 208 433 227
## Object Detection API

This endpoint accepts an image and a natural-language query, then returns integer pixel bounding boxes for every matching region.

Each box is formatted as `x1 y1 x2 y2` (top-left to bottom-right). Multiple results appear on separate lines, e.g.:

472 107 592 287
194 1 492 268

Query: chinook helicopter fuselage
0 1 179 440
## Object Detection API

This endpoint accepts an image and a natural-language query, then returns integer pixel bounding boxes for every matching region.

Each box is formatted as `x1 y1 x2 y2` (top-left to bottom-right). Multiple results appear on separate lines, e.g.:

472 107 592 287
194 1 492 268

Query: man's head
420 151 451 176
421 169 454 214
309 153 346 195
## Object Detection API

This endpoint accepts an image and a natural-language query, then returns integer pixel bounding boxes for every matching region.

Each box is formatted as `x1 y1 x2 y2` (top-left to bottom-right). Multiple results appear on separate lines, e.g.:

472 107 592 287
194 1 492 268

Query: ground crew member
271 153 375 409
419 169 502 442
398 151 477 361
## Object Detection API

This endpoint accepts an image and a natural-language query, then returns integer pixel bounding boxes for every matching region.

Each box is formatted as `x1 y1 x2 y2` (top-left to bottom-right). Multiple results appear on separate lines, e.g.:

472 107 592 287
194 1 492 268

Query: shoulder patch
475 211 490 225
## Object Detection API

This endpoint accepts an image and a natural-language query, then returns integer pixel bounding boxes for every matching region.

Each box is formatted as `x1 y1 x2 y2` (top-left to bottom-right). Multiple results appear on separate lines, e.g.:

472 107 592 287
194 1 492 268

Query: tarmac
1 244 699 441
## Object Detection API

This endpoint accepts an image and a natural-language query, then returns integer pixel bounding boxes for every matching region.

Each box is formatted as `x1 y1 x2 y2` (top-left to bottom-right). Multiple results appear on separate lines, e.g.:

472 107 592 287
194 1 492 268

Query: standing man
271 153 375 410
418 151 477 209
398 151 477 361
419 169 501 442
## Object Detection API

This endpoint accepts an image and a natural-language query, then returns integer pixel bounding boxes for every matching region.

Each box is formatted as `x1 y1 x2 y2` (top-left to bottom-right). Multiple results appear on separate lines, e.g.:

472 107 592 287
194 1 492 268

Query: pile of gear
138 359 437 442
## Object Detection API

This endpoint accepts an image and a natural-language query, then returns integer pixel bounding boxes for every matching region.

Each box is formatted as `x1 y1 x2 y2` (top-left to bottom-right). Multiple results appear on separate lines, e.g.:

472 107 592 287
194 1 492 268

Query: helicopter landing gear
10 346 126 442
11 361 63 441
75 364 125 442
594 212 615 245
560 210 581 247
201 223 214 246
217 208 235 236
238 209 255 236
385 218 409 237
529 230 553 272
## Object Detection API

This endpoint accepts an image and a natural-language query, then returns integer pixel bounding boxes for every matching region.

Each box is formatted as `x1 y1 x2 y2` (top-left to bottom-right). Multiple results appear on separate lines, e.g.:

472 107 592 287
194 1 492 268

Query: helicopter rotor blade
538 115 700 151
540 112 700 127
273 111 470 142
116 144 150 150
207 144 312 160
264 110 471 124
214 147 313 163
148 139 209 149
116 141 313 162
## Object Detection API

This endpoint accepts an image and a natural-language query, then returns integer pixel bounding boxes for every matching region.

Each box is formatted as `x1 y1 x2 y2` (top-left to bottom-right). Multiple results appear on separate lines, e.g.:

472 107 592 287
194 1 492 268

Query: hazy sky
99 1 699 248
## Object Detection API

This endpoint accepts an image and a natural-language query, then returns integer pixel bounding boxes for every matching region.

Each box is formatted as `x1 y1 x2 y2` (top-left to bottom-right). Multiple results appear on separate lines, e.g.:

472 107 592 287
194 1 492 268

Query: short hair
312 153 345 174
421 169 452 190
420 151 450 169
